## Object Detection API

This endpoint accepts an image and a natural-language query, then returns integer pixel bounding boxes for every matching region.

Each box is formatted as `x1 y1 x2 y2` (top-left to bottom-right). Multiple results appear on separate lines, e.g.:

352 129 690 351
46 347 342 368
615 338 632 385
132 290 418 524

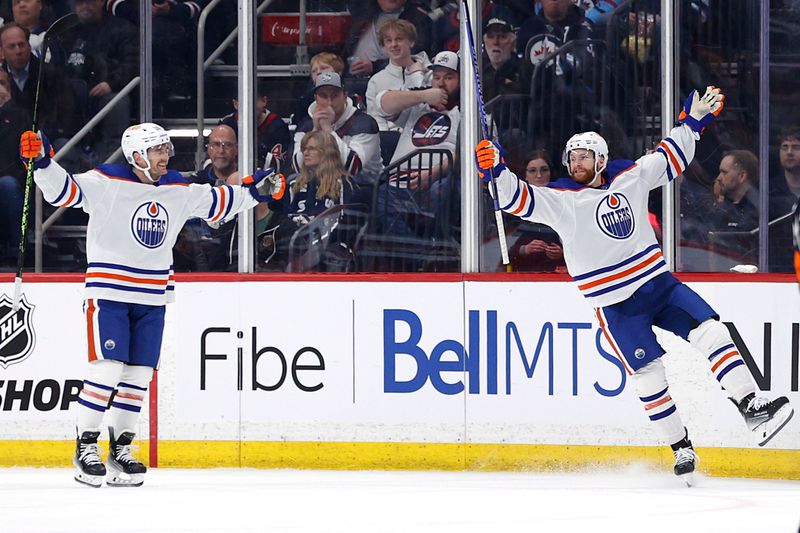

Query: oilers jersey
494 124 698 307
34 160 258 306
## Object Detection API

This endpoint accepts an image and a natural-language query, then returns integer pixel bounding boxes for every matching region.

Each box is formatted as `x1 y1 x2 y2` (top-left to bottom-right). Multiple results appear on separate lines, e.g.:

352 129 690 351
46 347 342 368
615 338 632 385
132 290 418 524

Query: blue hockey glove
676 85 725 133
475 139 506 182
243 168 286 203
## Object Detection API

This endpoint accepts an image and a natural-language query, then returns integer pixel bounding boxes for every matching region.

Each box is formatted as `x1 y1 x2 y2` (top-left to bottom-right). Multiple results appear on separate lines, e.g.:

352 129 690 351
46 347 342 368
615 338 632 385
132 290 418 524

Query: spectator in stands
508 149 567 272
771 127 800 218
768 127 800 272
181 124 278 272
270 130 362 272
709 150 760 231
288 130 360 225
701 150 760 266
0 67 29 267
430 0 521 55
366 18 431 131
344 0 432 79
0 22 74 140
293 71 382 184
106 0 203 104
481 15 529 102
61 0 137 160
517 0 593 65
11 0 47 56
291 52 345 128
380 50 460 192
219 83 291 172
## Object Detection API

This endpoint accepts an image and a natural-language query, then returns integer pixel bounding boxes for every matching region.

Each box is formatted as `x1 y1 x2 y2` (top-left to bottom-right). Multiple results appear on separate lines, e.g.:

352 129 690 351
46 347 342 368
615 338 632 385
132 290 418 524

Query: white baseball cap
429 51 459 72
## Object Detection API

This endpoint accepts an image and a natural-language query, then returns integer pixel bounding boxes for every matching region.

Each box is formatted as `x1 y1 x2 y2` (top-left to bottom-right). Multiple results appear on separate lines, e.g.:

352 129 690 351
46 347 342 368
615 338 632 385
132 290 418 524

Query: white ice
1 467 798 533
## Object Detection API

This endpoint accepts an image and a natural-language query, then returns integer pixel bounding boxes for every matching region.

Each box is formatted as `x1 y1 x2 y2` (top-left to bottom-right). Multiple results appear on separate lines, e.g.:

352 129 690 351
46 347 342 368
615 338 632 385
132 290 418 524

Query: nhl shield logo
0 294 36 369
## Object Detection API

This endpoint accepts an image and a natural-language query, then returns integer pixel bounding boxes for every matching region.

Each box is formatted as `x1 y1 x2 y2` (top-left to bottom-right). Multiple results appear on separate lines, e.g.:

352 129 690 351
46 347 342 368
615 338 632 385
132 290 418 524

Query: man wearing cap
482 16 529 102
379 50 461 190
292 71 382 183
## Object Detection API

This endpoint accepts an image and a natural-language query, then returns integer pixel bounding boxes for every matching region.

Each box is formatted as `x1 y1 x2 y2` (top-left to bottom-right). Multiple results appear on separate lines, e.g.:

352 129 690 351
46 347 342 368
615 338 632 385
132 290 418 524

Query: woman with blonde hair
288 130 359 224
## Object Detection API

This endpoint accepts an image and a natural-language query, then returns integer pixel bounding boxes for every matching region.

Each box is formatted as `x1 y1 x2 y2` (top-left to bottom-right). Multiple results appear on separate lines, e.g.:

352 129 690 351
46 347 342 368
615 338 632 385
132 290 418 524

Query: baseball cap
484 17 514 34
314 72 343 92
429 51 459 72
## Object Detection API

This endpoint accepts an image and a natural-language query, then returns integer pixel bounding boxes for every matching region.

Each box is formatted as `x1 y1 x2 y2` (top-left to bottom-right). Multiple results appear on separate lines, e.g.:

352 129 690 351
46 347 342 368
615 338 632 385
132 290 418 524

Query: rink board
0 276 798 478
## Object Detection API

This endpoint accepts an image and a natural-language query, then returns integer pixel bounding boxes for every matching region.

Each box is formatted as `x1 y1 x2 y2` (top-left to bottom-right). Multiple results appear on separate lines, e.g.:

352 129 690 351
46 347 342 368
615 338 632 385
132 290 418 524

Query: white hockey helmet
562 131 609 176
121 123 174 166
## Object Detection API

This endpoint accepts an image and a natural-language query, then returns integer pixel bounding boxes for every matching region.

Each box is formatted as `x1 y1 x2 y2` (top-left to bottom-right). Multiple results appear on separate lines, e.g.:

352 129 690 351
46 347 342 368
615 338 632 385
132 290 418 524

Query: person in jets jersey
475 86 794 486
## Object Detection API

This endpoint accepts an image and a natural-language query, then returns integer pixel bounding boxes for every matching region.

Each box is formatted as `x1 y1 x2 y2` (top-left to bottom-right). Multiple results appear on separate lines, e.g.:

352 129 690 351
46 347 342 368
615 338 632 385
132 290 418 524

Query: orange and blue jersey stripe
707 342 746 382
656 136 688 182
573 243 668 301
85 262 171 296
639 386 677 421
52 172 83 207
208 184 235 222
500 179 535 217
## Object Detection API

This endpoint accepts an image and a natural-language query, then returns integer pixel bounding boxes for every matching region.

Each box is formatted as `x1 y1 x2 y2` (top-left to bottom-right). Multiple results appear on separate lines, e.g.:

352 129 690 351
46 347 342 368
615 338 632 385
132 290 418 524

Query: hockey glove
243 168 286 202
19 130 54 169
475 139 506 182
676 85 725 133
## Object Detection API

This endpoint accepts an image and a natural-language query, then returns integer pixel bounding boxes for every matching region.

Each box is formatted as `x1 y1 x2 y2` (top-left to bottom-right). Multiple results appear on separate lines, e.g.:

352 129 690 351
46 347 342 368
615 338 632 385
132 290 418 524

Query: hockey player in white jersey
19 124 286 487
475 86 794 485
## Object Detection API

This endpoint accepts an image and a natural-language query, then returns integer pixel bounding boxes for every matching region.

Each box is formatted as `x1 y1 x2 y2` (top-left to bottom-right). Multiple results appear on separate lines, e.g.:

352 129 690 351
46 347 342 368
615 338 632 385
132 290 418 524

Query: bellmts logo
131 201 169 248
383 309 627 397
0 294 36 369
595 193 634 240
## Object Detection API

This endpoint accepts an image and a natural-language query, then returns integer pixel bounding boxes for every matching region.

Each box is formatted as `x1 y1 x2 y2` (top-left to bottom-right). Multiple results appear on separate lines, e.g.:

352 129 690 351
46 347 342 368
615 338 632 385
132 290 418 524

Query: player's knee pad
118 364 153 389
85 359 125 388
630 358 668 397
687 318 731 354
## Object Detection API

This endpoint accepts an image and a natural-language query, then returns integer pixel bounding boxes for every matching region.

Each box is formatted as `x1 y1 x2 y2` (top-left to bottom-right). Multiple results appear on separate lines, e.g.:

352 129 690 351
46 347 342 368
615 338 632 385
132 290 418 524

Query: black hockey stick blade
43 13 79 48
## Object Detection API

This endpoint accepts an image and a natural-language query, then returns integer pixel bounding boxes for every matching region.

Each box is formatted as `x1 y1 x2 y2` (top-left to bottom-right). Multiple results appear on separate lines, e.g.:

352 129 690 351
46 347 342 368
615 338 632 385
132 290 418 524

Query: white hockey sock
688 319 756 403
108 364 153 436
631 359 686 445
76 360 124 434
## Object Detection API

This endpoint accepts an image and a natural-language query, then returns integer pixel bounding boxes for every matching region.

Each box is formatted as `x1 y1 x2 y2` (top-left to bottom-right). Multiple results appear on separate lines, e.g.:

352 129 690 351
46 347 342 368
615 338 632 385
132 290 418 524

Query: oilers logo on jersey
131 201 169 248
596 193 634 239
411 113 452 147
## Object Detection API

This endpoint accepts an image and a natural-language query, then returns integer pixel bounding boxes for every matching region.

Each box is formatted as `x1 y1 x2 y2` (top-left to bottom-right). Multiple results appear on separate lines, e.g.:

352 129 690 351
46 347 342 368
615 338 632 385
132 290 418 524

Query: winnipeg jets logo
412 113 451 147
0 294 36 369
595 193 635 240
527 35 559 66
131 202 169 248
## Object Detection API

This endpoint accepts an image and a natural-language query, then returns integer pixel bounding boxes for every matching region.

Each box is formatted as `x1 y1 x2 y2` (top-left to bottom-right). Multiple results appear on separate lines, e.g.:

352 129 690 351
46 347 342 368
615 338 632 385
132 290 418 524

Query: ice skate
735 393 794 446
106 429 146 487
73 430 106 488
670 431 698 487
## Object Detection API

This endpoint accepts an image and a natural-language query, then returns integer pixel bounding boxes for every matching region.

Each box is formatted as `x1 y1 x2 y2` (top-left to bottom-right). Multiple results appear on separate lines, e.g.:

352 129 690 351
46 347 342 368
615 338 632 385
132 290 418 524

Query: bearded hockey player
19 124 285 487
475 86 794 486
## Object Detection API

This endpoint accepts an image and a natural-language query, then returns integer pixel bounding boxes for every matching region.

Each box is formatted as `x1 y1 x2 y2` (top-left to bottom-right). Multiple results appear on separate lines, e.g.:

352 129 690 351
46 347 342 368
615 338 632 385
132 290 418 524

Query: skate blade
74 470 104 488
678 471 696 487
757 405 795 447
106 466 144 487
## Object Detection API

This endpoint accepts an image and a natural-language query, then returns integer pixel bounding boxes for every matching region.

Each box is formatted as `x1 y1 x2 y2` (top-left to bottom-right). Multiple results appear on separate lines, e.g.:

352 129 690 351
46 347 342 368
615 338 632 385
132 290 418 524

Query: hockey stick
462 2 510 265
12 13 79 311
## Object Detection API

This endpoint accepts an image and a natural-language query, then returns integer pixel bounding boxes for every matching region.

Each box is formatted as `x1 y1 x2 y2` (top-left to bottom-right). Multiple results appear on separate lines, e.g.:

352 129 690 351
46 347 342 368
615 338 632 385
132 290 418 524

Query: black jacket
60 15 138 92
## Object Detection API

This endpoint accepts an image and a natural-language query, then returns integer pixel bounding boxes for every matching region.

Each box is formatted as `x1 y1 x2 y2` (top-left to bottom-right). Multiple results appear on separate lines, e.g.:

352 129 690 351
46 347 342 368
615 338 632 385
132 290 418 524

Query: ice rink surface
1 467 798 533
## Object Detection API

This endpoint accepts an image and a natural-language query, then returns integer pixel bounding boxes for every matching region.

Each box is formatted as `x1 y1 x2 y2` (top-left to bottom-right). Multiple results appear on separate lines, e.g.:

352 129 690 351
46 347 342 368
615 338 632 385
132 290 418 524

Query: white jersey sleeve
186 182 259 224
492 167 568 230
34 160 94 212
638 123 698 189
